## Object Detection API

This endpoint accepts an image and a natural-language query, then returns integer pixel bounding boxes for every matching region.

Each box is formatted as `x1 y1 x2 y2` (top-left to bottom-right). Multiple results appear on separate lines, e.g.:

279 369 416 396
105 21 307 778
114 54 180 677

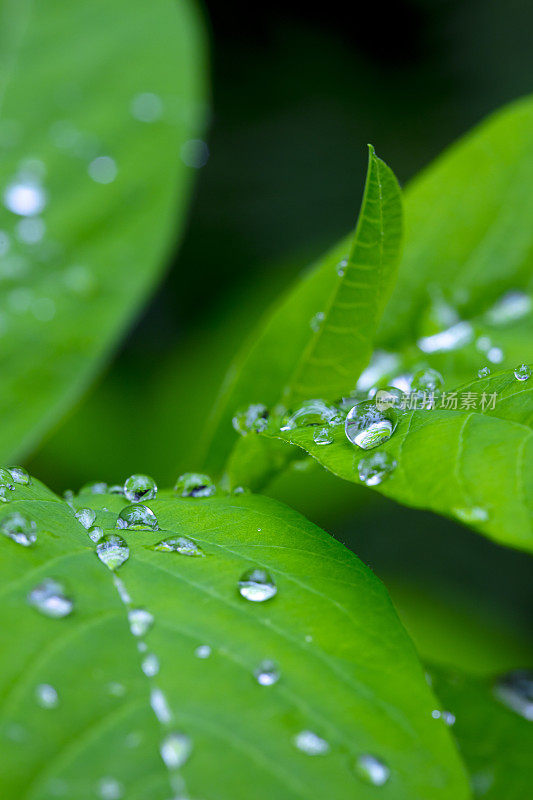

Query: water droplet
150 687 172 723
453 507 489 524
310 311 325 332
87 525 104 543
3 180 46 216
98 777 124 800
336 258 348 277
28 579 73 618
411 368 444 394
195 644 211 659
514 363 531 382
487 346 504 364
0 512 37 546
431 709 441 719
485 290 532 325
123 473 157 503
96 534 130 570
358 452 397 486
88 156 117 184
75 507 97 529
442 711 455 726
0 468 15 503
35 683 59 709
130 92 163 123
281 399 339 431
313 427 333 445
374 386 405 411
174 473 216 498
417 321 473 353
493 669 533 720
128 608 154 637
7 465 31 485
254 660 280 686
294 730 329 755
238 568 277 602
232 403 269 435
142 653 160 677
116 503 158 530
180 139 209 168
345 401 397 450
153 536 205 557
478 366 491 378
354 754 390 786
160 731 192 769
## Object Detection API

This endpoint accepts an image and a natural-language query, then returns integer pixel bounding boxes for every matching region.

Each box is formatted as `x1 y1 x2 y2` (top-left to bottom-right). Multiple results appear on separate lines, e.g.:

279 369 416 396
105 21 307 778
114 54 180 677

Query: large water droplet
293 730 329 755
153 536 205 557
98 777 124 800
493 669 533 720
28 579 73 618
313 427 333 446
116 504 158 530
75 507 97 529
174 473 216 498
87 526 104 543
374 386 405 412
7 465 31 485
0 512 36 546
160 731 192 769
514 363 531 382
35 683 59 709
254 659 280 686
123 474 157 502
96 534 130 570
345 401 397 450
358 452 397 486
354 754 390 786
281 399 339 431
238 568 277 602
128 608 154 637
232 404 269 435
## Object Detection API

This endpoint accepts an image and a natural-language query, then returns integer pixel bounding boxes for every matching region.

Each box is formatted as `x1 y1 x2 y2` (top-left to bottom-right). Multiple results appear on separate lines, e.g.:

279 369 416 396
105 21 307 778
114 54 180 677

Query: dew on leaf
374 386 405 411
354 754 390 786
336 257 348 277
128 608 154 637
345 401 397 450
294 730 329 755
116 503 158 530
281 399 338 431
493 669 533 720
123 473 157 502
313 427 333 445
514 363 531 382
96 534 130 570
153 536 204 557
254 659 280 686
238 568 277 602
0 467 15 489
35 683 59 709
232 403 269 435
174 472 216 498
411 367 444 394
358 452 397 486
7 465 31 485
75 507 96 529
87 525 104 543
160 731 192 769
477 366 491 378
28 579 73 618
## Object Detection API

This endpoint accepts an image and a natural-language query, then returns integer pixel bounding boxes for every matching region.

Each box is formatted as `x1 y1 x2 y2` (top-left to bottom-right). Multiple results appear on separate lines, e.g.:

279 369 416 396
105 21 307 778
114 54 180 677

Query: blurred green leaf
430 666 533 800
264 368 533 551
0 0 207 462
0 477 468 799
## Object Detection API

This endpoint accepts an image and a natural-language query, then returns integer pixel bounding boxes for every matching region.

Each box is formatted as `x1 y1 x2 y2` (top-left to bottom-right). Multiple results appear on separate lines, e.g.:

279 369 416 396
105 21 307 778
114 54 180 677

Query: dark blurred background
29 0 533 671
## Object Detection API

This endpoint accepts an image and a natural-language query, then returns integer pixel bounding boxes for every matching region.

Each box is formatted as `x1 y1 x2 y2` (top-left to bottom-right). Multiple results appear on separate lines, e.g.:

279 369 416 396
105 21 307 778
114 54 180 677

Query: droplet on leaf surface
238 568 277 602
116 504 158 530
345 401 397 450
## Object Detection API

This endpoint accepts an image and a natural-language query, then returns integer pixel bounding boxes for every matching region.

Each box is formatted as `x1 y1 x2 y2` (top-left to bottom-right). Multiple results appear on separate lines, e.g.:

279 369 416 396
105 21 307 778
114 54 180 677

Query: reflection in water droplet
98 776 124 800
514 363 531 382
294 730 330 755
453 507 489 524
3 180 46 216
153 536 205 557
7 465 31 485
358 452 397 486
493 669 533 720
477 366 491 378
160 731 192 769
35 683 59 709
116 504 158 530
142 653 160 677
131 92 163 122
232 403 269 435
281 399 339 431
87 526 104 543
195 644 211 659
75 507 96 529
88 156 117 184
28 579 73 618
254 660 280 686
174 473 216 498
313 427 333 446
123 474 157 502
128 608 154 637
238 568 277 602
345 401 397 450
96 534 130 570
354 754 390 786
417 321 473 353
374 387 405 412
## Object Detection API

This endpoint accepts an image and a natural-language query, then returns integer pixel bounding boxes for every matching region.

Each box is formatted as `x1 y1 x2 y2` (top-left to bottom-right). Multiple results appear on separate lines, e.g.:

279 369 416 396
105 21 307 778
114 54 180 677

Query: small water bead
142 653 160 677
128 608 154 637
153 536 205 557
87 525 104 543
1 512 37 546
281 399 339 431
310 311 325 332
336 257 348 277
354 754 390 786
514 363 531 382
313 427 333 446
98 777 124 800
123 473 157 502
116 503 158 530
238 568 277 602
195 644 211 659
35 683 59 709
75 507 96 529
411 367 444 394
7 465 31 485
160 731 192 769
28 579 73 618
0 467 15 489
294 730 330 755
254 660 280 686
478 366 491 378
232 403 269 435
493 669 533 720
96 534 130 570
358 452 397 487
174 472 216 498
345 401 398 450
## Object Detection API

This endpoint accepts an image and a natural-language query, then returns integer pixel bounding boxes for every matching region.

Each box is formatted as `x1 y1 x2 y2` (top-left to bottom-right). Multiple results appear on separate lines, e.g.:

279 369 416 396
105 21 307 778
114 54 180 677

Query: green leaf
263 367 533 551
202 147 402 477
430 666 533 800
0 477 468 799
0 0 207 462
